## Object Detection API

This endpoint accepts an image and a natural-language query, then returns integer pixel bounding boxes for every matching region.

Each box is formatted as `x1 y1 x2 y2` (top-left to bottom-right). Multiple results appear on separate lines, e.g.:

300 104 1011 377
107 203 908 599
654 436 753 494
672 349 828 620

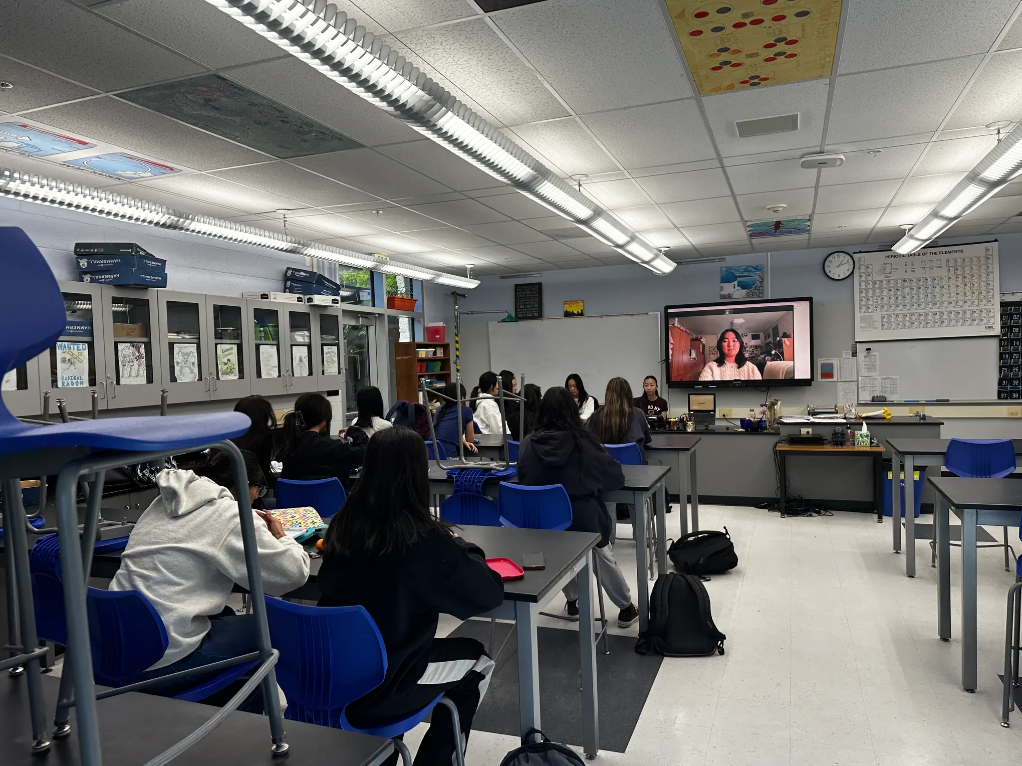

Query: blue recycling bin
882 466 926 517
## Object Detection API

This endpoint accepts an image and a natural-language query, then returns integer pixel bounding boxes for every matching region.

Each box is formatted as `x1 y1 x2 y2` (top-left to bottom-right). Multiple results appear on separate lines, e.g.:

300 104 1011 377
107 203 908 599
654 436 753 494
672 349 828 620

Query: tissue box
80 269 167 288
284 279 340 296
284 267 340 290
243 291 306 303
76 253 166 274
74 242 153 256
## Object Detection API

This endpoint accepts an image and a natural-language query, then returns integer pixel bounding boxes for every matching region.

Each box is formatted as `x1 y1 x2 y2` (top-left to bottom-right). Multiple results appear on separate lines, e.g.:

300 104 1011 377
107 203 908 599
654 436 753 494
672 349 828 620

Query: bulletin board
853 242 1000 342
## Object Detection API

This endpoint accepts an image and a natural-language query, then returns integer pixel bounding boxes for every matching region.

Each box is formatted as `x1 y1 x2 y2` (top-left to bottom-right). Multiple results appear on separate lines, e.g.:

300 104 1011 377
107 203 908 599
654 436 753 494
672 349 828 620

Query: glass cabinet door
247 302 288 397
316 309 344 393
344 320 373 419
102 288 161 409
158 292 210 404
2 359 42 418
207 298 251 401
286 308 318 394
41 283 107 413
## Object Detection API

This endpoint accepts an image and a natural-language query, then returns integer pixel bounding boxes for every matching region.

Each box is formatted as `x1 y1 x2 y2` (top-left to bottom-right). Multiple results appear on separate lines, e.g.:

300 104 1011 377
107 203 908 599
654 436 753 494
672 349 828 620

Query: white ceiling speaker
800 153 845 169
766 204 787 215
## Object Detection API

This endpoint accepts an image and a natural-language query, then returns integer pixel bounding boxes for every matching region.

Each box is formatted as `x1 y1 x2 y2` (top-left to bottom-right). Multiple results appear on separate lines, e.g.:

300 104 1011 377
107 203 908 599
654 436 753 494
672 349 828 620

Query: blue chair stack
265 598 467 766
506 439 520 463
276 477 347 519
440 493 501 526
1002 511 1022 727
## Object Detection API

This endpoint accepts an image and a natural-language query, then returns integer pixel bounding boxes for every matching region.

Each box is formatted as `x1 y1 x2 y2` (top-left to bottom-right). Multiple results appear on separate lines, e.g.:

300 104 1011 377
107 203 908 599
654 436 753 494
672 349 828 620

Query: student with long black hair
634 375 669 420
345 386 392 440
318 428 504 766
498 369 521 440
517 387 639 628
278 393 367 489
433 382 478 457
521 383 543 437
565 373 596 421
231 395 277 486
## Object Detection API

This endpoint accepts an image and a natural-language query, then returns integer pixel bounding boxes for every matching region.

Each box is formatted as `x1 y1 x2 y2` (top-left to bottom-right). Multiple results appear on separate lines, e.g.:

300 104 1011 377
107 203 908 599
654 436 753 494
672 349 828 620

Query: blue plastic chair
265 598 466 766
603 442 642 466
0 515 46 538
1001 511 1022 726
275 478 346 519
507 440 520 463
497 483 572 530
440 493 501 526
425 440 448 460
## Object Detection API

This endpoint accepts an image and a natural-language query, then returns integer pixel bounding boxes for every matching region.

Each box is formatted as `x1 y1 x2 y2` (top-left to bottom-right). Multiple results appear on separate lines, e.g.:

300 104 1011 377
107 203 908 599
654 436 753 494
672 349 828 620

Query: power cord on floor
760 438 834 518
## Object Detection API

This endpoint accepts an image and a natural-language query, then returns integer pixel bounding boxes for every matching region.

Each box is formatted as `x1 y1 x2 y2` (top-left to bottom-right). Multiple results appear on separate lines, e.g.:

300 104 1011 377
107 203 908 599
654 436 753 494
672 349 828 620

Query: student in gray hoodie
109 449 310 701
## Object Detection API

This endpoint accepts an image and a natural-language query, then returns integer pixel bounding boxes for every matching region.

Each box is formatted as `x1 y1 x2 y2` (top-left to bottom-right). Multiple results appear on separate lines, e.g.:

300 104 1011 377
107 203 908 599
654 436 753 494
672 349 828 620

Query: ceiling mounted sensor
202 0 674 276
736 113 800 139
800 153 845 169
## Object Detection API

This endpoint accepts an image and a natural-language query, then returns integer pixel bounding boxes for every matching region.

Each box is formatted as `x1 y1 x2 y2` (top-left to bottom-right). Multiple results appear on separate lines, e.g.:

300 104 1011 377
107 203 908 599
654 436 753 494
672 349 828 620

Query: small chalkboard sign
514 282 543 320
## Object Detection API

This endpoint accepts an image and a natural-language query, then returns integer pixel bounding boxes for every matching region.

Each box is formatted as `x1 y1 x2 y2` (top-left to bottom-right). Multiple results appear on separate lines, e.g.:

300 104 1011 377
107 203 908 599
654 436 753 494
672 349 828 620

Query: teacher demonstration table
646 433 701 535
930 476 1022 692
428 463 670 635
888 439 1022 578
776 443 885 518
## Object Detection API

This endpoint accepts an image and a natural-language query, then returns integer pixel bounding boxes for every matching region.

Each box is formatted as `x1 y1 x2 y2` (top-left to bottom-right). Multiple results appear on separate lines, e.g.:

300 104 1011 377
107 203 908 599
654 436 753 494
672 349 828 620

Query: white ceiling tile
725 158 816 196
703 79 831 158
817 145 923 188
962 195 1022 220
461 221 550 245
892 173 965 206
0 56 95 111
511 215 568 231
995 180 1022 198
1001 12 1022 50
561 237 616 255
27 97 266 170
403 199 509 227
913 134 999 176
288 213 387 239
210 162 375 207
752 235 808 253
695 242 751 257
814 180 902 214
723 149 819 167
0 0 202 91
612 205 673 230
97 0 284 70
414 251 484 269
736 188 815 220
347 232 436 254
866 228 908 245
334 204 444 232
876 205 935 229
809 230 874 247
388 192 467 206
509 119 618 176
237 215 340 242
662 197 742 227
947 50 1022 130
375 140 505 192
640 229 691 248
493 0 691 114
810 210 885 234
511 240 587 258
132 173 299 214
401 228 496 250
582 101 716 170
636 169 733 204
292 148 447 200
227 58 417 147
631 160 722 177
454 245 530 263
680 222 748 245
940 223 999 237
315 236 384 253
582 179 651 209
840 0 1017 74
396 19 568 126
990 220 1022 232
828 58 981 144
349 0 476 33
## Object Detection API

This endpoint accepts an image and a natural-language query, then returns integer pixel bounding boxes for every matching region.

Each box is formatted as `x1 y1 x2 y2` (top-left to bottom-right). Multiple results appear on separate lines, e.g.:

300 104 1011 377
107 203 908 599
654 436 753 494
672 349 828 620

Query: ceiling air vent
735 113 800 138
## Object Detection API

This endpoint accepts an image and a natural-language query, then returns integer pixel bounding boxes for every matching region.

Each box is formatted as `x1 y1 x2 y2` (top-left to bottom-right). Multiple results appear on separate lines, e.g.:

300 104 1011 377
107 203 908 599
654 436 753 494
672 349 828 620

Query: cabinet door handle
205 373 211 392
212 374 218 392
108 376 116 399
98 380 106 399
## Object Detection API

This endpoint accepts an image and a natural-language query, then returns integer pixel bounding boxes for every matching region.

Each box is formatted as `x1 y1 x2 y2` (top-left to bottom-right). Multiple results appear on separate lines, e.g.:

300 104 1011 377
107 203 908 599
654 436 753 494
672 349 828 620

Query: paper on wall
323 345 339 376
880 376 900 399
859 376 880 401
838 381 858 407
2 370 16 391
259 345 279 379
56 342 89 388
172 343 199 383
292 345 310 378
818 358 838 381
117 342 147 385
216 344 239 381
859 349 879 376
838 356 857 381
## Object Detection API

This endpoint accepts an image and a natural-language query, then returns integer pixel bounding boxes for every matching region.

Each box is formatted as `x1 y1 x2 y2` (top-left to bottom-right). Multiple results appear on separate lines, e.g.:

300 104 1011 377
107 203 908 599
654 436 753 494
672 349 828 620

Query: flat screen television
665 297 814 388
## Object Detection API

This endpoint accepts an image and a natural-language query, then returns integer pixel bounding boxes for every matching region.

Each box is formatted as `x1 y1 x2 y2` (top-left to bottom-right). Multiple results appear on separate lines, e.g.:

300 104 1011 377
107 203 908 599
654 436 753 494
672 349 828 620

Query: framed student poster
56 342 89 388
259 345 279 379
216 344 239 381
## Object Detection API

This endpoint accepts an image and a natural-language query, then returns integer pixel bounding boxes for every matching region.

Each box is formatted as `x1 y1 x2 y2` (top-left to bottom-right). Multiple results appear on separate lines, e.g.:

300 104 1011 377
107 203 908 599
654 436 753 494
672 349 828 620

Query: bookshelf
395 341 451 402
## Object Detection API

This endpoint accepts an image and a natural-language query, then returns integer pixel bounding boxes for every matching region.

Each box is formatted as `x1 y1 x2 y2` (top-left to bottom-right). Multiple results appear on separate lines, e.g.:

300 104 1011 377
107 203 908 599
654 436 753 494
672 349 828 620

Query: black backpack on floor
635 572 726 657
667 528 738 576
500 729 586 766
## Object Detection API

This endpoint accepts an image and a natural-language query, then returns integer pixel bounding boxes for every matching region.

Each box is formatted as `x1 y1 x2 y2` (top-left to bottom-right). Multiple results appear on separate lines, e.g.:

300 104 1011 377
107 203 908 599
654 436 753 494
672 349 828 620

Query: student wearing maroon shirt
634 375 669 420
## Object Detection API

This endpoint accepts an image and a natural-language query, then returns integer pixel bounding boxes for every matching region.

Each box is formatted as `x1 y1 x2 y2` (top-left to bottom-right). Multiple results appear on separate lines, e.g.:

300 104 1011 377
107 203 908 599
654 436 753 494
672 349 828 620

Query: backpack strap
683 574 726 653
648 572 673 637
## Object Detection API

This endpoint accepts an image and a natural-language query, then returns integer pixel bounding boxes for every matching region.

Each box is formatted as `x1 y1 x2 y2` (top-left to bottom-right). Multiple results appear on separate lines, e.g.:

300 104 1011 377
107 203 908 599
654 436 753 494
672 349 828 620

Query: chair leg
1014 582 1021 692
437 696 466 766
1003 581 1022 727
931 520 937 568
392 737 413 766
4 533 23 677
592 556 610 656
1005 527 1012 573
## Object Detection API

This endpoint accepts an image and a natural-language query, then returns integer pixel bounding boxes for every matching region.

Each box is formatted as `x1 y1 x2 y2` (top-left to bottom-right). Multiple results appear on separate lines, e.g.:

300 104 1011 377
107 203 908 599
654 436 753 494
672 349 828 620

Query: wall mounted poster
2 370 16 391
720 264 765 299
563 300 584 317
56 342 89 388
216 344 239 381
514 282 543 320
292 345 310 377
259 345 279 379
323 345 339 376
172 343 199 383
117 342 147 385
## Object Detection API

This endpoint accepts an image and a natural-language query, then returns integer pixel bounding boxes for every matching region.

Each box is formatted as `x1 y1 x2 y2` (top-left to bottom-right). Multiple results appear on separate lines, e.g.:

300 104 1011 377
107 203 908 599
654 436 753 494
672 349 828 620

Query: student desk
1 673 393 766
775 443 885 518
474 433 510 461
888 439 1022 577
930 476 1022 692
647 433 701 535
427 463 671 635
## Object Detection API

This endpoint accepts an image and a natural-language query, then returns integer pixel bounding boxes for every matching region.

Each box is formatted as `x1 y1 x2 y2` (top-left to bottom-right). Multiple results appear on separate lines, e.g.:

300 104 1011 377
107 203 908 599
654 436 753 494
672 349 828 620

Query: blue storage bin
882 467 926 517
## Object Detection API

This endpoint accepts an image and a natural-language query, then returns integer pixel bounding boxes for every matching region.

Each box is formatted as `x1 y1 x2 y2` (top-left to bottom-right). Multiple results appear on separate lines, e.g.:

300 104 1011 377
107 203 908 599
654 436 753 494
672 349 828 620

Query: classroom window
385 275 420 299
339 267 373 306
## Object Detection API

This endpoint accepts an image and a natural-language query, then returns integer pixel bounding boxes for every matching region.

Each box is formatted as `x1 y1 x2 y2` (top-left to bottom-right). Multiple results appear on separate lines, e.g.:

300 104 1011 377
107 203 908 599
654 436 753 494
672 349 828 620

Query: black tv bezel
664 296 815 389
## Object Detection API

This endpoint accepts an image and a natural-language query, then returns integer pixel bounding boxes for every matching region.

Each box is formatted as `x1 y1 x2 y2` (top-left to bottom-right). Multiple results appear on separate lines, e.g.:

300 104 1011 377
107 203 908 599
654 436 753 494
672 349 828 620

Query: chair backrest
425 440 447 460
498 482 572 531
604 442 642 466
507 439 520 463
265 597 387 728
0 228 66 426
945 438 1017 479
86 588 169 687
30 534 66 644
275 477 347 519
440 493 501 527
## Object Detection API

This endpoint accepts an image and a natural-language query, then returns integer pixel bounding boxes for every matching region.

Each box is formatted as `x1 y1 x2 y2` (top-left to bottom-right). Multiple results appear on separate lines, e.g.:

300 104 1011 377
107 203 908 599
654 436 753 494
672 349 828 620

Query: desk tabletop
888 438 1022 457
846 416 945 425
474 434 508 448
647 434 702 451
775 443 885 454
428 462 670 491
1 674 390 766
928 476 1022 510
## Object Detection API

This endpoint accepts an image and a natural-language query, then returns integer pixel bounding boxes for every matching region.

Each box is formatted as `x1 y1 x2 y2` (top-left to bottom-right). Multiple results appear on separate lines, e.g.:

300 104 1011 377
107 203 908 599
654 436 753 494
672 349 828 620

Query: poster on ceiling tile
720 264 764 299
747 217 811 238
63 153 179 180
0 122 95 157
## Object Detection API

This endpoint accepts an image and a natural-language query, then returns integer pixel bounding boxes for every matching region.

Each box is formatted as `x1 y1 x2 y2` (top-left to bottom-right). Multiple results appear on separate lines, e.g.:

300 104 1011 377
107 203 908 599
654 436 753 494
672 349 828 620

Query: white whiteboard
854 241 999 342
855 338 998 402
488 313 661 401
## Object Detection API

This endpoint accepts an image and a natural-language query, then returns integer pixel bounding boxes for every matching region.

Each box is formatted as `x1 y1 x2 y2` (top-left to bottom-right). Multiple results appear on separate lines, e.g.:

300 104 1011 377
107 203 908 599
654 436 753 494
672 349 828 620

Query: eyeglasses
253 485 268 499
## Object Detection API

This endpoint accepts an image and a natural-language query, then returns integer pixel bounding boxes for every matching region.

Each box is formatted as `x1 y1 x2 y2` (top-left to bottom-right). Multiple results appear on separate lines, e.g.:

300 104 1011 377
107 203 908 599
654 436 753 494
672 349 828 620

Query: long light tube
204 0 675 275
0 167 480 288
894 123 1022 254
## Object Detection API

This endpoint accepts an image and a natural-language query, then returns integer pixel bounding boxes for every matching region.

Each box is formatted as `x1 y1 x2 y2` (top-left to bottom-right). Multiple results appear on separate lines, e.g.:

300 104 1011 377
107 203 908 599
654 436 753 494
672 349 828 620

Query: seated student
110 449 310 706
345 386 393 440
521 383 543 437
517 387 639 628
498 370 522 441
278 393 368 489
432 382 478 458
473 371 511 435
468 386 481 412
565 373 596 421
317 427 504 766
588 377 652 463
634 375 669 421
231 395 277 486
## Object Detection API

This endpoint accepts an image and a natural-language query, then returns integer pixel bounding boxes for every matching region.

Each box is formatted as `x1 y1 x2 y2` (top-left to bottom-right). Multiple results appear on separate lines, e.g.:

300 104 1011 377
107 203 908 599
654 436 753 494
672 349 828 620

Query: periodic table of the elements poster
853 242 1000 342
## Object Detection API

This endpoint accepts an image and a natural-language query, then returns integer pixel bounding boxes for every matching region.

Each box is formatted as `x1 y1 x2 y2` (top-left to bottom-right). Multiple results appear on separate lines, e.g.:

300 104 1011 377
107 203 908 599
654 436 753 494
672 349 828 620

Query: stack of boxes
75 243 167 288
283 267 341 305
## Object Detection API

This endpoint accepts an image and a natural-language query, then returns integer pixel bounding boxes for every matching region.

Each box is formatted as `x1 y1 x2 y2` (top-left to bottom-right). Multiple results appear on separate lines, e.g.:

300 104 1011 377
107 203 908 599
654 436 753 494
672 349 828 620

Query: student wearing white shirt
473 371 511 435
565 373 596 421
698 329 763 382
345 386 393 440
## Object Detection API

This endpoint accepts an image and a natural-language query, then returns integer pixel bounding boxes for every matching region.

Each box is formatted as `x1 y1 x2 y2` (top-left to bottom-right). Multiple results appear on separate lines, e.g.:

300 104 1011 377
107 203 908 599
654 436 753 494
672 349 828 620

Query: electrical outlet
719 407 731 418
1008 406 1022 417
800 427 813 435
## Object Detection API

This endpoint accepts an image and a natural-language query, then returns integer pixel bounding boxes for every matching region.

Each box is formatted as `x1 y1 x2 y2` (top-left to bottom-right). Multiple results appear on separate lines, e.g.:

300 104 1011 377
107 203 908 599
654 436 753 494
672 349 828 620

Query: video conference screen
665 297 814 388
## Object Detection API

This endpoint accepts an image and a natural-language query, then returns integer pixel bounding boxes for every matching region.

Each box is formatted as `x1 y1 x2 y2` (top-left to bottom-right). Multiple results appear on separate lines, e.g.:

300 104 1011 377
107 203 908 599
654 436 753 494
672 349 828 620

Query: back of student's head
498 370 515 394
437 381 466 421
522 383 542 434
233 395 276 445
478 371 498 396
197 448 266 496
537 387 597 452
598 377 634 445
354 386 385 428
323 427 448 559
281 393 332 455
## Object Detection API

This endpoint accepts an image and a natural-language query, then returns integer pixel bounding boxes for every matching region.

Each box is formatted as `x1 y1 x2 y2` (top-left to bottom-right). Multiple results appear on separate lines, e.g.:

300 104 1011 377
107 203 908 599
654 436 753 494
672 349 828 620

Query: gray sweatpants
562 542 632 609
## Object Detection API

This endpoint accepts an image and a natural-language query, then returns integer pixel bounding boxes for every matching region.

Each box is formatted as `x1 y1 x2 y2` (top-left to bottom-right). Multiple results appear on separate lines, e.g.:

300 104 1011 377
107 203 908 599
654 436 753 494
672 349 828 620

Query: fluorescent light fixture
0 167 473 286
433 273 481 289
203 0 675 275
894 122 1022 253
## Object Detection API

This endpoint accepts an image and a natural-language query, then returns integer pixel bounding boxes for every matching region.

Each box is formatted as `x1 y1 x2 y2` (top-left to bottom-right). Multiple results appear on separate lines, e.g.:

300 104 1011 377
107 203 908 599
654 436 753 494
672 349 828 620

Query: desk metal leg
961 507 978 692
690 449 699 532
778 450 786 515
904 455 916 577
634 491 650 634
874 453 883 524
892 452 902 551
4 524 22 675
516 603 541 735
678 452 689 537
577 552 599 758
937 496 951 641
655 485 667 577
